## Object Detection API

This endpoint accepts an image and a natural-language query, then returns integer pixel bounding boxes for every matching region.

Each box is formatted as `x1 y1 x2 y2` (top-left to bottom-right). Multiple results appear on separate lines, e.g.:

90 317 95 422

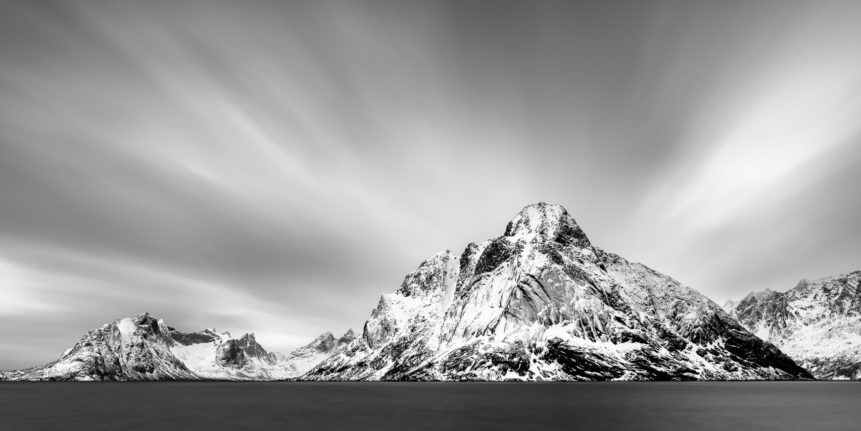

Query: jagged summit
300 331 358 354
742 288 778 302
339 329 357 344
236 333 270 360
504 202 591 248
396 250 458 298
313 332 335 342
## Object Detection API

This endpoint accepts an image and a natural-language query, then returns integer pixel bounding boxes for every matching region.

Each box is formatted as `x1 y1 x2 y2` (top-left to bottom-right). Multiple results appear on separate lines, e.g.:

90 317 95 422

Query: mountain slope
305 203 811 381
725 271 861 379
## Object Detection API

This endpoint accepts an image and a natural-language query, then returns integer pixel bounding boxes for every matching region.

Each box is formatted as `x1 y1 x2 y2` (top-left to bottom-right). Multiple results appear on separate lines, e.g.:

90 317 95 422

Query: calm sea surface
1 381 859 430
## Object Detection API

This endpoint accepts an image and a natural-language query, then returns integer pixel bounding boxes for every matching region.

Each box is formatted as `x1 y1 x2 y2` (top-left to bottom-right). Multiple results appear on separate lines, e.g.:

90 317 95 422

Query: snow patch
117 318 136 345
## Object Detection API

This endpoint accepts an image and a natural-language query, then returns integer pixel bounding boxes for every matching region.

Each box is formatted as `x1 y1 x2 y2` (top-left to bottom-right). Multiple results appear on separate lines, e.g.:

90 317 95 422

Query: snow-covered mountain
3 312 196 381
0 312 302 381
724 271 861 379
274 330 356 376
304 203 811 381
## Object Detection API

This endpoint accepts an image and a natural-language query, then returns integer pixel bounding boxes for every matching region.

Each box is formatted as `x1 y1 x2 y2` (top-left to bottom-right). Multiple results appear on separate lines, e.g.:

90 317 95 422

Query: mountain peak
741 288 778 303
338 329 357 345
722 299 738 313
315 331 335 341
503 202 590 247
306 332 337 352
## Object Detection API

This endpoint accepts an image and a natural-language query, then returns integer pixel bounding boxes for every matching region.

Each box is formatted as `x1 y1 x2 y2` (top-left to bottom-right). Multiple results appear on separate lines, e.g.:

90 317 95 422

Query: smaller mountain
2 313 297 381
726 271 861 379
276 330 356 376
170 327 288 379
3 313 195 381
238 333 277 362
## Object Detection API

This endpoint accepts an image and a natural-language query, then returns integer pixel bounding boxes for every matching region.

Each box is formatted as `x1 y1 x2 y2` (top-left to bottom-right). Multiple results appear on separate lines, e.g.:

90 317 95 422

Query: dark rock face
701 313 811 379
732 290 791 338
541 339 626 380
436 342 531 381
338 329 357 345
169 329 218 346
314 333 337 352
216 340 248 368
457 243 483 291
214 334 278 368
473 238 515 276
850 271 861 313
237 334 270 360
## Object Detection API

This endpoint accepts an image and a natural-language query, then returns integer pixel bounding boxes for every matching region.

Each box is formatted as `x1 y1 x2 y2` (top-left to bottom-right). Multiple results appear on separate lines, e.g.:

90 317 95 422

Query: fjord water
1 382 858 430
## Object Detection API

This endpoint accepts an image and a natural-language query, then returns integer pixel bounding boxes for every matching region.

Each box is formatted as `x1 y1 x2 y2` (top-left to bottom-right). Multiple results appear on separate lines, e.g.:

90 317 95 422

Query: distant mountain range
724 271 861 380
0 312 355 381
3 203 853 381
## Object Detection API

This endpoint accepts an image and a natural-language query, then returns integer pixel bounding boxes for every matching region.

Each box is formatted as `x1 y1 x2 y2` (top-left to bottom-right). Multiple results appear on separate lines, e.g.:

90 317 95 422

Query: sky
1 0 861 369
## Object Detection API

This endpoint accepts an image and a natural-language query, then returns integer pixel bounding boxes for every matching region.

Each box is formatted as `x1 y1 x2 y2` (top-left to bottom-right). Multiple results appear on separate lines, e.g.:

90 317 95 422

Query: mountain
304 203 811 381
724 271 861 379
168 327 294 380
274 330 356 376
1 312 298 381
2 313 195 381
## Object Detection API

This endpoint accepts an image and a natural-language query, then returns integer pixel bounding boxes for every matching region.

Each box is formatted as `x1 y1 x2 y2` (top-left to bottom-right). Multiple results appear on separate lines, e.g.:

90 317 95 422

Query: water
1 381 859 430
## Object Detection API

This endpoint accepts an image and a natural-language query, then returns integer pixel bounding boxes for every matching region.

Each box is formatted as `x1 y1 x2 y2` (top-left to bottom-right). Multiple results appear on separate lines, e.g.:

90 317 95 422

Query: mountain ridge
1 203 815 381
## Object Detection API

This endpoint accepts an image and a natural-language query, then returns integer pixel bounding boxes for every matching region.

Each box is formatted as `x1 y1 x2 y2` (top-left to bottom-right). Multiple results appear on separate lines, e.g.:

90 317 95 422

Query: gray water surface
1 381 859 430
